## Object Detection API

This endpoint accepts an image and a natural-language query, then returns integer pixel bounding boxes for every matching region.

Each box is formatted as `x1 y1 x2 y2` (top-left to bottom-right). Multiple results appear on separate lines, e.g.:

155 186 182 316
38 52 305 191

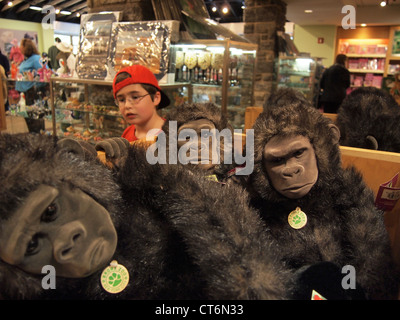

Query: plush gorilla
336 87 400 152
160 102 239 183
0 132 288 300
246 88 399 300
98 102 249 183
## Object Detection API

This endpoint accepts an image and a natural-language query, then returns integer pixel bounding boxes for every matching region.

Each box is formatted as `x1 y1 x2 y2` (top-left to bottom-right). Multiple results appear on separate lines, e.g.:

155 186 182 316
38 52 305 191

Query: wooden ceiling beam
65 6 87 20
48 0 68 7
16 0 47 13
67 2 87 12
2 0 25 12
58 0 84 10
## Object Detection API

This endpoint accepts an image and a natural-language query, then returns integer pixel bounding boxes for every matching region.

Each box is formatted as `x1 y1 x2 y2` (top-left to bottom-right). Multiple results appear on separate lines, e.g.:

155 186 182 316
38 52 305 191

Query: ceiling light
361 23 367 27
7 2 13 7
211 6 217 12
29 6 42 11
76 13 81 17
55 9 60 14
222 7 229 14
304 9 313 13
60 10 71 15
380 1 387 6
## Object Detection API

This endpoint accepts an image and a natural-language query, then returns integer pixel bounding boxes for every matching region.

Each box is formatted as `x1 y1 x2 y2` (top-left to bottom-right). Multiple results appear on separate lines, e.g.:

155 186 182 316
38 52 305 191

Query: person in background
9 38 24 66
47 37 61 70
15 39 46 105
112 64 170 142
0 65 7 108
319 54 350 113
0 49 10 110
55 41 73 75
0 49 10 76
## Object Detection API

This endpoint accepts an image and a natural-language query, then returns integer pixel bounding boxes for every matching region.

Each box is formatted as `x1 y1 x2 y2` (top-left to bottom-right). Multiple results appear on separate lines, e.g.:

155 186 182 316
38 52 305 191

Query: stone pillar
87 0 155 21
244 0 286 106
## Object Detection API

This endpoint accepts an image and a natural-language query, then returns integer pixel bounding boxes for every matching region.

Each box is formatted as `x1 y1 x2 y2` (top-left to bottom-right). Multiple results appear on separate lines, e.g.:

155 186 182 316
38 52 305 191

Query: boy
113 65 170 142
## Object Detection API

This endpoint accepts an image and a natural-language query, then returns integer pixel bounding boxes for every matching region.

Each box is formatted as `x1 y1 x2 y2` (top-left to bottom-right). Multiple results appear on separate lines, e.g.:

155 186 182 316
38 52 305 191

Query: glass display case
172 40 257 129
4 79 52 134
49 77 192 142
273 56 316 101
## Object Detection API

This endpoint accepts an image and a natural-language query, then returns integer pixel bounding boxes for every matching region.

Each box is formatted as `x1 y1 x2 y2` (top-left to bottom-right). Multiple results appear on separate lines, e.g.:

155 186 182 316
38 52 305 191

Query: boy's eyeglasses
115 93 150 107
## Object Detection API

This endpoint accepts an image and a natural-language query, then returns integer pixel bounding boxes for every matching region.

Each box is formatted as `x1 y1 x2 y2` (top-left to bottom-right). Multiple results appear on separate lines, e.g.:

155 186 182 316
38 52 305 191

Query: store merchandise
347 57 385 71
50 77 189 142
274 56 316 101
246 88 399 300
340 42 387 55
6 77 51 134
4 13 256 136
161 102 238 182
53 80 125 142
18 92 26 112
108 21 177 82
349 73 383 89
0 133 289 299
76 12 122 79
338 39 388 89
336 86 400 153
171 40 257 129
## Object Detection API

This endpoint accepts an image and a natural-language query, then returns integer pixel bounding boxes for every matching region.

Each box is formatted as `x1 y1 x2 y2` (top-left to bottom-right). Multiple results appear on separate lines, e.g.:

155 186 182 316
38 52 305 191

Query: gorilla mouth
283 183 313 191
280 182 315 199
89 240 106 271
186 157 214 164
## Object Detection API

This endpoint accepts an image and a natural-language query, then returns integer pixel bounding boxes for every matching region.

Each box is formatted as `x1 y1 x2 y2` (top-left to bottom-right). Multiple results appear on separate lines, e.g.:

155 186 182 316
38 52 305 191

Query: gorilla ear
328 123 341 144
365 135 379 150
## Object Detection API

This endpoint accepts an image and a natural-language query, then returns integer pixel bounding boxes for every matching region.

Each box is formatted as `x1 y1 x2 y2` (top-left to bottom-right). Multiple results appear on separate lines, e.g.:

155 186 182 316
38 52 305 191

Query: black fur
0 132 288 300
336 87 400 152
163 102 231 133
118 145 290 299
246 88 399 299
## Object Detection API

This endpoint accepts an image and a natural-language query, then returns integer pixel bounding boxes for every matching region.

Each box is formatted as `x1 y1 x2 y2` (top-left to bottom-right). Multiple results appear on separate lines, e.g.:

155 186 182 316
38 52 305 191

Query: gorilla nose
53 221 87 263
282 164 304 177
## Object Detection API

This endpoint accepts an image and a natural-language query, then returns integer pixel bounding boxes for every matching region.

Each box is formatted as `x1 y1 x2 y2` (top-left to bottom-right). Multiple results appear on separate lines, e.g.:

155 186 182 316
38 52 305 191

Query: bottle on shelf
19 92 26 113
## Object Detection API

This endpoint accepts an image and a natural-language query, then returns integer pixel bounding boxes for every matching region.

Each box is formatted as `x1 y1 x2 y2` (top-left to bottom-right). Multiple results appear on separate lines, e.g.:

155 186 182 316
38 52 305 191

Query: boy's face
116 84 161 126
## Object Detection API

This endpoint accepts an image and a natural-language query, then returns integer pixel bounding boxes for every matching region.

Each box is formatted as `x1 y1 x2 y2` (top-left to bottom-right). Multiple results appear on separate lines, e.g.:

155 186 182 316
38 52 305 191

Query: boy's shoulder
122 125 137 142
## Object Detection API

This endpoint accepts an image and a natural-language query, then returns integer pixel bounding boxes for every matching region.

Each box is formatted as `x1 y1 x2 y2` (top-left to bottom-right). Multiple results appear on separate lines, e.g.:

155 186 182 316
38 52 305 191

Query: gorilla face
0 184 118 278
262 135 318 199
177 119 222 171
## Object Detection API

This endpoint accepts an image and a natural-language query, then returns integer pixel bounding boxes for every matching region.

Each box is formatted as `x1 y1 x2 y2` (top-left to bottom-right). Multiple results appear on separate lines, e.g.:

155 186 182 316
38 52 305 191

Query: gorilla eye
269 157 284 164
25 234 40 256
294 148 306 157
41 203 58 222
